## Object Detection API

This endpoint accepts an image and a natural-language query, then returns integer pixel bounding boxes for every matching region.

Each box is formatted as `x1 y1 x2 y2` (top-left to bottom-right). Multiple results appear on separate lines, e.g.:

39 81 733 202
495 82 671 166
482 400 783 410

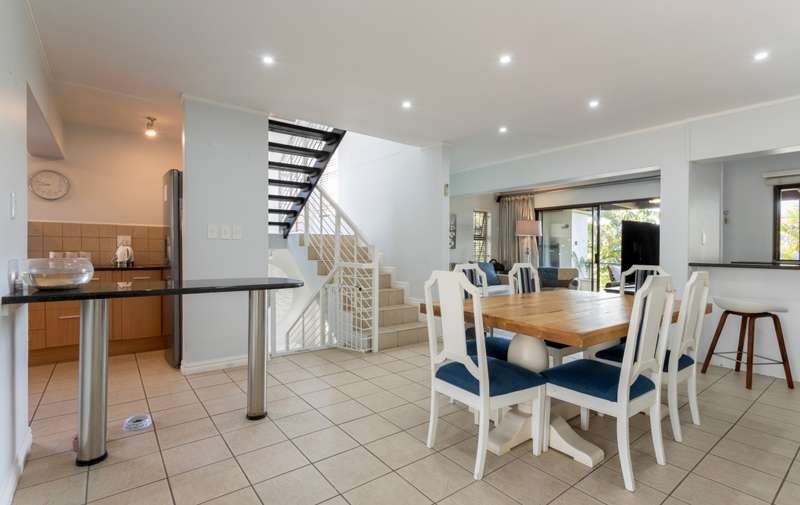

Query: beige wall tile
148 226 166 239
99 224 116 237
116 225 133 236
132 237 147 252
62 223 81 237
133 226 148 238
62 237 82 251
43 237 62 252
81 223 99 237
28 235 43 251
28 221 43 237
148 238 164 252
81 237 99 251
43 222 62 237
99 237 116 251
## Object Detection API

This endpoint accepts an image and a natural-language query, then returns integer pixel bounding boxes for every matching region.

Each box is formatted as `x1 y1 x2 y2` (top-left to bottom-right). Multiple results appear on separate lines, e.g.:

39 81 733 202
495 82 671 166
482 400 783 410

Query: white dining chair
542 274 675 492
508 263 581 366
424 270 547 479
453 263 487 297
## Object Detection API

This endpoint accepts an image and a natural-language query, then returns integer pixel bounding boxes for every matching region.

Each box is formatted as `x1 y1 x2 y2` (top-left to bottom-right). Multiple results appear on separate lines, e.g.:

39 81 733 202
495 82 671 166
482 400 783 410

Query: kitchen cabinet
45 301 81 347
121 270 162 340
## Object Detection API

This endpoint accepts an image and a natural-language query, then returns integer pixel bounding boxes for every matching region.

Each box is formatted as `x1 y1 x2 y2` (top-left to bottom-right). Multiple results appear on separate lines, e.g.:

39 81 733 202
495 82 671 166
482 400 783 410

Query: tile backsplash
28 221 168 266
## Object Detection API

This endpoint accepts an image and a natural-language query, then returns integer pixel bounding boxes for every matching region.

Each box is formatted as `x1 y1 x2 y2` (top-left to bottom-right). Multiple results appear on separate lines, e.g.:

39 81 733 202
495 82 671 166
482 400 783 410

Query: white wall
336 132 449 299
688 162 723 262
28 123 182 225
448 193 499 265
181 97 268 370
722 151 800 262
0 0 64 502
535 178 660 209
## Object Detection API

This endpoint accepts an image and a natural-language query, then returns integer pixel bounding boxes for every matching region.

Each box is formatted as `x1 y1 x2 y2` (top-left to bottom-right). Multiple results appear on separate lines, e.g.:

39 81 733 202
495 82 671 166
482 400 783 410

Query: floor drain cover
122 414 152 432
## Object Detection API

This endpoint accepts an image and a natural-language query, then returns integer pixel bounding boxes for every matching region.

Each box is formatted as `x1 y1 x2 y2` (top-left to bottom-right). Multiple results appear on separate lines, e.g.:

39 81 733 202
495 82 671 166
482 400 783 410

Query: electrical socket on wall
232 224 242 240
116 235 132 247
220 224 232 240
207 224 219 239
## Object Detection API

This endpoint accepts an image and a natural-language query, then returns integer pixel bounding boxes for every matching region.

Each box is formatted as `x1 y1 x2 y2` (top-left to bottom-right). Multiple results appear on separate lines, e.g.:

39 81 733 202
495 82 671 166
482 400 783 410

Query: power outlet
232 224 242 240
116 235 132 247
207 224 219 239
220 224 232 240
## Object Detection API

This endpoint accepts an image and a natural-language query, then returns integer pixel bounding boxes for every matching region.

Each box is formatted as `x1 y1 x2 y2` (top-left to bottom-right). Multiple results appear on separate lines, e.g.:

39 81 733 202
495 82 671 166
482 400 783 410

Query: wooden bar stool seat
701 297 793 389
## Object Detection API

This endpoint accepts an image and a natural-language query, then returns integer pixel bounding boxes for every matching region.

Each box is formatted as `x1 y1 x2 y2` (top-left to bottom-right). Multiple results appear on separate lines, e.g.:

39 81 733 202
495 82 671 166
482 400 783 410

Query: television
621 221 660 275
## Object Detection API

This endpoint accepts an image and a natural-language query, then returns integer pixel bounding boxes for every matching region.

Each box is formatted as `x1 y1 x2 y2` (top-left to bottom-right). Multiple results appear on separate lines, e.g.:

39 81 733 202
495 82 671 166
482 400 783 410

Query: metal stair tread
378 320 427 334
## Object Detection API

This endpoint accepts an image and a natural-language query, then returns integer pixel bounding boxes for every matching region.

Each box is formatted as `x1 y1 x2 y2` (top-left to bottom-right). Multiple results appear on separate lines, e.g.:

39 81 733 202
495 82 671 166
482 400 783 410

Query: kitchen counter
689 261 800 271
92 264 169 271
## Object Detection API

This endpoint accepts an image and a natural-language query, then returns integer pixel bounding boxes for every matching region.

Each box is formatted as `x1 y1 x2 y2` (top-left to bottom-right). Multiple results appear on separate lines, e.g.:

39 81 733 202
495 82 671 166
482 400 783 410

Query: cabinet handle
132 276 151 280
58 314 80 320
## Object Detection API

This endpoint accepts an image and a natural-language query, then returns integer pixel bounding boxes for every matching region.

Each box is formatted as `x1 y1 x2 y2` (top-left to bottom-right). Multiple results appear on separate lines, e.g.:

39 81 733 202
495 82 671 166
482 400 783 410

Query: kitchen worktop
689 261 800 271
2 277 304 304
92 264 169 271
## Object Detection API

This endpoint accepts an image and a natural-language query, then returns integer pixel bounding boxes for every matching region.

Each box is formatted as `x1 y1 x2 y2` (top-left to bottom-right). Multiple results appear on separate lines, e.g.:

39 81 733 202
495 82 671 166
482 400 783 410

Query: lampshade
516 220 540 237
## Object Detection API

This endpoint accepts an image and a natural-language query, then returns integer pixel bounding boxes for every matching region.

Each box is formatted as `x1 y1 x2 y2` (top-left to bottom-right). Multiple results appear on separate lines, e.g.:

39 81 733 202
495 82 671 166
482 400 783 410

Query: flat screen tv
621 220 660 274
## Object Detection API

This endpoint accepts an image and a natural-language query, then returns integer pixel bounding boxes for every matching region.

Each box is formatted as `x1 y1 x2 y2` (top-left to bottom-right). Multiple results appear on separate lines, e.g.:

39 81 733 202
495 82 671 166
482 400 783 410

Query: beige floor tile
603 449 688 494
711 438 793 477
201 392 246 415
724 425 800 458
285 378 331 395
380 403 429 429
265 384 296 401
397 453 474 501
739 412 800 442
320 371 362 387
370 373 414 390
27 430 74 461
788 460 800 484
548 488 607 505
18 451 86 489
30 413 77 438
151 403 207 429
365 431 435 469
694 454 782 502
352 365 391 379
254 464 338 505
162 435 232 476
438 480 518 505
87 453 166 502
275 409 333 438
221 420 286 455
390 383 430 402
407 420 472 450
673 473 769 505
441 437 515 475
300 388 351 408
345 472 430 505
266 396 313 419
315 447 391 493
293 426 359 462
11 473 86 505
776 481 800 505
340 414 401 444
202 487 262 505
306 363 345 377
88 479 173 505
145 378 192 398
356 390 408 412
194 383 242 402
236 440 308 483
169 458 249 505
484 458 570 504
147 390 199 412
186 372 231 389
631 434 705 470
515 445 592 485
156 417 218 449
575 466 666 505
272 368 315 383
318 399 373 424
336 380 383 398
94 431 160 468
33 398 78 420
211 408 266 433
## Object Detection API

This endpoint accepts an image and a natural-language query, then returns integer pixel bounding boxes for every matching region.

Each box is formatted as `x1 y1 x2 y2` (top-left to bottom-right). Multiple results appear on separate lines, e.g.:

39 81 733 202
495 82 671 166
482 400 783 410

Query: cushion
478 262 500 286
542 359 655 402
595 344 695 372
435 357 547 396
486 284 513 297
466 336 511 361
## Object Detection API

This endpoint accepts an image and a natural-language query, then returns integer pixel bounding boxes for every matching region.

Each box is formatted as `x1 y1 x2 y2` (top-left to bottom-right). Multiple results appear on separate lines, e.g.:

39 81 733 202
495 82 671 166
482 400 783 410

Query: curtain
497 194 535 269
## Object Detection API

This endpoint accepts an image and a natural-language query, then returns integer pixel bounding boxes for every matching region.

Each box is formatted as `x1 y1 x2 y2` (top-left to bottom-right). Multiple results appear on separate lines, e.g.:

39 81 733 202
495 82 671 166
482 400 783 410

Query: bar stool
701 297 794 389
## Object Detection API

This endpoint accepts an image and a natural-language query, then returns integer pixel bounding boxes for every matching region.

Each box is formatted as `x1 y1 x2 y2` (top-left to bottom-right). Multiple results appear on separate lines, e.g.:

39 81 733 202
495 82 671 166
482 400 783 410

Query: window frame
773 183 800 263
472 209 490 262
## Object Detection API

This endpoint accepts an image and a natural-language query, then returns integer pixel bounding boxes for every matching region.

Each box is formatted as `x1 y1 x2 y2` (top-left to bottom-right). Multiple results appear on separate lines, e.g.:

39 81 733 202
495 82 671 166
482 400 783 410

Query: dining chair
424 270 548 479
592 271 709 442
508 263 581 366
453 263 487 297
452 264 510 361
542 274 675 492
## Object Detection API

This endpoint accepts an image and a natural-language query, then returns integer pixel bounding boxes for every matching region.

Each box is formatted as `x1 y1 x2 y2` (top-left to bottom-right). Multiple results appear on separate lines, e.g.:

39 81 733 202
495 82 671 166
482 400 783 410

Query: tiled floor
17 345 800 505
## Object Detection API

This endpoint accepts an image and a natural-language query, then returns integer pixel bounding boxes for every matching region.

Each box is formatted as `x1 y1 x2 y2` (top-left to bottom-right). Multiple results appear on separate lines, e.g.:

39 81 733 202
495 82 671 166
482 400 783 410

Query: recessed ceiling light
753 50 770 62
262 55 276 65
144 116 158 138
499 54 512 65
401 100 412 109
498 126 508 134
588 99 600 109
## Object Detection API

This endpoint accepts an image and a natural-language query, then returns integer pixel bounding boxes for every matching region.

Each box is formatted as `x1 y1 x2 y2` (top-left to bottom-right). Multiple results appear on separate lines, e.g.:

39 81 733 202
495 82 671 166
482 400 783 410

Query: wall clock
29 170 70 200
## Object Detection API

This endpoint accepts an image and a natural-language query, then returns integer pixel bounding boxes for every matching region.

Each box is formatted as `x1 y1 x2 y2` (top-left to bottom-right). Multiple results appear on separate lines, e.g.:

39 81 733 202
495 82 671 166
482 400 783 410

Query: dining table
420 288 710 467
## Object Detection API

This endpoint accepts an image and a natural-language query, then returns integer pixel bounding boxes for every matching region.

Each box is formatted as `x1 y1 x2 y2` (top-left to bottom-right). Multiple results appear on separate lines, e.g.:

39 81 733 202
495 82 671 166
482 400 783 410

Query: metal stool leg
771 314 794 389
702 311 729 373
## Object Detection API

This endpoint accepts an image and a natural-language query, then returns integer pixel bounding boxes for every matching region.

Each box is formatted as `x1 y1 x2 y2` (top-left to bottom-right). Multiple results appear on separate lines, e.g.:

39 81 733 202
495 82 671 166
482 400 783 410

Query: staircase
267 118 346 237
376 272 428 349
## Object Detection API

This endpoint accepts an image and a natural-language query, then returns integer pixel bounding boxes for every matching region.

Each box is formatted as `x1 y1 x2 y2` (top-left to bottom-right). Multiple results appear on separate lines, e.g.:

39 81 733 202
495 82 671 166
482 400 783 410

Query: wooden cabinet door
29 304 46 350
121 270 162 340
45 301 81 347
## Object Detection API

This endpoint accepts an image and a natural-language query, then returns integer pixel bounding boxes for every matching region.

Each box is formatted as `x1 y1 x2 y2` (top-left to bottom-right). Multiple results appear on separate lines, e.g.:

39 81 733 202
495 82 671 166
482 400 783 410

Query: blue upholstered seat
465 327 511 361
542 359 655 402
435 357 547 397
595 343 694 372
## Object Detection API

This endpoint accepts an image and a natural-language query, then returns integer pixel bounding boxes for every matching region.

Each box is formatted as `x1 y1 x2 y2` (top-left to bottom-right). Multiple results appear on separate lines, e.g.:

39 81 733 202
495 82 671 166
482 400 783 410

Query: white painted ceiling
29 1 800 170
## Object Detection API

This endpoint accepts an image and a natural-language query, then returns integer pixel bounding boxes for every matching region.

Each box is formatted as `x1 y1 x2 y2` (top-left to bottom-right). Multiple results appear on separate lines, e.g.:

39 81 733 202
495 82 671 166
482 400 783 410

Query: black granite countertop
689 261 800 271
2 277 303 304
93 264 169 271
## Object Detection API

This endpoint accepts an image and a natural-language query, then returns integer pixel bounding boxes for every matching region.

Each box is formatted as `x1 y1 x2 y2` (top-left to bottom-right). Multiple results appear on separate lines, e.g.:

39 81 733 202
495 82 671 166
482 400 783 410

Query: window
775 185 800 261
472 210 490 261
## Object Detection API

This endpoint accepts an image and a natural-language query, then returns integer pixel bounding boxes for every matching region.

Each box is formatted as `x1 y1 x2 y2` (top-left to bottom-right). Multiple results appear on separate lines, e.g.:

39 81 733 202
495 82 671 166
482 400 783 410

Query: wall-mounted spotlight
144 117 158 138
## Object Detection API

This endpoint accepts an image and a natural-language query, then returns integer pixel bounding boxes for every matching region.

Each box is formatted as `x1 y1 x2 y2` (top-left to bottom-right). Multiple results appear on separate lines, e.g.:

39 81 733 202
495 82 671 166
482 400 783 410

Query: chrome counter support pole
76 299 109 466
247 290 268 420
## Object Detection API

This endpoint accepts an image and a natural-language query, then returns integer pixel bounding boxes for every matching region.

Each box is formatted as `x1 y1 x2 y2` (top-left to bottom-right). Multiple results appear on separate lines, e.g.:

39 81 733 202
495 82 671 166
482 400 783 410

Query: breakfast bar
1 277 303 466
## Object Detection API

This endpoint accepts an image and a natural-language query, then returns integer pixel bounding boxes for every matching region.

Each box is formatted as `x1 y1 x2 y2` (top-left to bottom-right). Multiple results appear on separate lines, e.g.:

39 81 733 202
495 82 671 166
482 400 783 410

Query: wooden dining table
420 288 711 466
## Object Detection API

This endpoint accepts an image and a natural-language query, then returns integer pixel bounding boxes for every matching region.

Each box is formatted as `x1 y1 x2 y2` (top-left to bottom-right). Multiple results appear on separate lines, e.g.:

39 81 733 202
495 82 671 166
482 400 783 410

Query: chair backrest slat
453 263 487 298
617 274 675 404
508 263 540 294
619 265 669 295
672 271 710 363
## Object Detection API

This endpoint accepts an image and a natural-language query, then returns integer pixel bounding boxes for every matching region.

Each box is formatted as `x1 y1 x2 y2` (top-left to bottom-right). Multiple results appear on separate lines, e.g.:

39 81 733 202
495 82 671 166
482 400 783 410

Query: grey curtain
497 194 535 268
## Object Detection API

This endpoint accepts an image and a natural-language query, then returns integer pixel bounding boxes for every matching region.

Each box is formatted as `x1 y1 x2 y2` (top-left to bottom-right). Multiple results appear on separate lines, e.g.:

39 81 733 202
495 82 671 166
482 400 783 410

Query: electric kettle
113 244 134 267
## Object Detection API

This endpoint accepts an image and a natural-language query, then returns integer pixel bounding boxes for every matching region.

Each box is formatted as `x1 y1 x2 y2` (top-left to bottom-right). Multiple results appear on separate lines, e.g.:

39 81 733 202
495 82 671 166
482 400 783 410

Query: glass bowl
21 258 94 289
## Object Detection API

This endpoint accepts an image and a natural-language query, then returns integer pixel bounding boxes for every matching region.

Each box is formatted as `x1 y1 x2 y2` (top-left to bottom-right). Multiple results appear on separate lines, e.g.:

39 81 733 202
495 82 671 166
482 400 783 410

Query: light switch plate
207 224 219 239
116 235 132 247
220 224 232 240
232 224 242 240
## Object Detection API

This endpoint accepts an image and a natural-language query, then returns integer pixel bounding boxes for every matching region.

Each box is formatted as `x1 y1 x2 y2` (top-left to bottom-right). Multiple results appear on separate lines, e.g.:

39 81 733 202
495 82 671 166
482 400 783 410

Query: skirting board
181 354 248 375
1 427 32 505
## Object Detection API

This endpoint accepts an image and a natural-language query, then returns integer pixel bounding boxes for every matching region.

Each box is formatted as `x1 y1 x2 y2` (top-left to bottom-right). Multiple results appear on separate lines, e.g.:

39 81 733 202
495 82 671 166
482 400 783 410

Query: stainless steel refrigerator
163 169 183 367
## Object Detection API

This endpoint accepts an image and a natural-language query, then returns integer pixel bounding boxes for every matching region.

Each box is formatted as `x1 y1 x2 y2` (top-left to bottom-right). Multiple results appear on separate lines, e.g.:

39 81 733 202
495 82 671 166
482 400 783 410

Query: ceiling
29 1 800 169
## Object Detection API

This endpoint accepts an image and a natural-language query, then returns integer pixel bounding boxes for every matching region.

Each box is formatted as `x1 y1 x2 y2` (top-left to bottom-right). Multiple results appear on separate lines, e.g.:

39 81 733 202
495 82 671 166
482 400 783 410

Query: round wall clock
29 170 70 200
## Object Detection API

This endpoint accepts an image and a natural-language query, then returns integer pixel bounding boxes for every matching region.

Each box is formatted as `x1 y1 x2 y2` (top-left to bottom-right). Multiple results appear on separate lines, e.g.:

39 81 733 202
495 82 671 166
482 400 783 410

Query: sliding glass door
537 198 660 291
